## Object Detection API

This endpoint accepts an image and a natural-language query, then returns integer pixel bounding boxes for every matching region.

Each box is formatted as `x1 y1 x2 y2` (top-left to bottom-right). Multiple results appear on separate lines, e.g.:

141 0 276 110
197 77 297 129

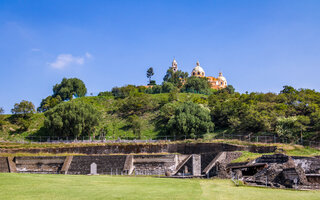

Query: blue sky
1 0 320 113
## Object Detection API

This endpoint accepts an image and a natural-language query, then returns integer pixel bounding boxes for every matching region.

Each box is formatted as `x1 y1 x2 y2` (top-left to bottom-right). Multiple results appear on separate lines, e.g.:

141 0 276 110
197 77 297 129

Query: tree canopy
44 101 100 138
146 67 155 85
38 95 62 112
11 100 35 117
163 69 188 87
53 78 87 101
167 101 214 138
181 76 211 94
10 100 35 131
111 85 142 98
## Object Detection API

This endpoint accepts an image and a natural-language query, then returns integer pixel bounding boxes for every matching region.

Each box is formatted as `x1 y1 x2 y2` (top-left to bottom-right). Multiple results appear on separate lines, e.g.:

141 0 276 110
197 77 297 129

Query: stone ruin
0 153 240 177
225 154 320 190
0 142 319 190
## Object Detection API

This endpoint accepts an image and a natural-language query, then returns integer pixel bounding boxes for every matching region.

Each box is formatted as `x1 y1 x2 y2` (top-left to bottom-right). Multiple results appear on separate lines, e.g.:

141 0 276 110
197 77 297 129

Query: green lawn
0 173 319 200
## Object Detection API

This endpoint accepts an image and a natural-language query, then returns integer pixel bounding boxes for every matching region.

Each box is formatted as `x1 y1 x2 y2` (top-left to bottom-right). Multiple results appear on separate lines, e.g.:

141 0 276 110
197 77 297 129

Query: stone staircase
202 152 222 174
172 155 192 175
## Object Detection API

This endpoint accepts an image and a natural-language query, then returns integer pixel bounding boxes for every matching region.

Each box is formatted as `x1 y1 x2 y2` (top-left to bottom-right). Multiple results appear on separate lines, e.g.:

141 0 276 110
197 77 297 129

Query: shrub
167 101 214 138
44 101 100 138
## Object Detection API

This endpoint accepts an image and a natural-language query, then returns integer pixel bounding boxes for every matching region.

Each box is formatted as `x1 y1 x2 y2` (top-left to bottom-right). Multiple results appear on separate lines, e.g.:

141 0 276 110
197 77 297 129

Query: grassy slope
0 93 209 141
0 173 319 200
0 113 45 141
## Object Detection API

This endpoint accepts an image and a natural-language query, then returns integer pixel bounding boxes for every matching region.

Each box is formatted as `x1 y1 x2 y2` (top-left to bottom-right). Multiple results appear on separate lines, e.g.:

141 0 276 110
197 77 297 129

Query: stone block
192 154 201 176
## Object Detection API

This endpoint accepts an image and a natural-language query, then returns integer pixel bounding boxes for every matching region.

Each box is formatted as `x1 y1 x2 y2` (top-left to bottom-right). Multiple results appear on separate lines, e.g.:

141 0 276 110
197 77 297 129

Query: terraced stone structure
15 156 65 174
1 142 319 189
0 142 277 155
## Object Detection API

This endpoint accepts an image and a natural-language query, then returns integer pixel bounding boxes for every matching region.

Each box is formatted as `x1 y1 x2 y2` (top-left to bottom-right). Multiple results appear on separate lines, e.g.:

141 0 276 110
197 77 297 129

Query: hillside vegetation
1 76 320 145
0 93 210 141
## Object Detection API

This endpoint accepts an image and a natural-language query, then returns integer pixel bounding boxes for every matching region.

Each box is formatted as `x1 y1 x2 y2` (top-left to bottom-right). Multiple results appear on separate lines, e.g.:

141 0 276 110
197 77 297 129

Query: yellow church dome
217 72 227 82
192 61 205 77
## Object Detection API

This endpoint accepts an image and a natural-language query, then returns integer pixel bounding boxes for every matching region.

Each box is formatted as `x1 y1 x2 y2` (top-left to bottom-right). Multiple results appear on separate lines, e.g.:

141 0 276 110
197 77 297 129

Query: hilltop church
171 59 227 90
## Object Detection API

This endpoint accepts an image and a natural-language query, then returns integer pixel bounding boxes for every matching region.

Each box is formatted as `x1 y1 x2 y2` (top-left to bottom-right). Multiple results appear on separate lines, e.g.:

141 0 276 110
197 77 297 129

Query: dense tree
128 114 142 138
38 95 62 112
181 76 211 94
210 96 242 128
0 107 3 114
280 85 297 95
11 100 35 117
163 69 188 87
44 101 100 138
167 101 214 138
118 93 157 117
53 78 87 101
149 80 156 85
11 100 35 131
97 91 113 97
103 116 122 139
161 82 176 93
158 103 178 123
275 116 310 142
239 107 272 132
218 85 235 94
144 85 162 94
152 85 162 94
310 109 320 131
112 85 138 98
146 67 155 85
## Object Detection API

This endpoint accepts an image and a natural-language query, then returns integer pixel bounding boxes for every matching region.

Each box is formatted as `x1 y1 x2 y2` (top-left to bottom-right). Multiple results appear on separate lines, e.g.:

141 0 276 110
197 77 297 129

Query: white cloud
49 53 92 69
85 52 92 58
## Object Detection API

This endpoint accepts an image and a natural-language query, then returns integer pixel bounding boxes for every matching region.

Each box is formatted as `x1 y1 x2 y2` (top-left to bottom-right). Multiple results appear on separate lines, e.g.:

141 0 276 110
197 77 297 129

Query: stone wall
67 155 127 175
0 157 9 172
133 154 177 175
15 156 65 174
0 142 276 155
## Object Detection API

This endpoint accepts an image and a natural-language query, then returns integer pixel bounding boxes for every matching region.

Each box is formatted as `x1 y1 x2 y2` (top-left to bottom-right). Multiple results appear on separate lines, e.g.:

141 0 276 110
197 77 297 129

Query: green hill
1 84 320 145
0 93 209 142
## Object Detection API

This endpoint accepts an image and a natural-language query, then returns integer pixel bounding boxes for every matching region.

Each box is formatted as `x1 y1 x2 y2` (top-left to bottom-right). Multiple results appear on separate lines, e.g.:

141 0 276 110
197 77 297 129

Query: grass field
0 173 319 200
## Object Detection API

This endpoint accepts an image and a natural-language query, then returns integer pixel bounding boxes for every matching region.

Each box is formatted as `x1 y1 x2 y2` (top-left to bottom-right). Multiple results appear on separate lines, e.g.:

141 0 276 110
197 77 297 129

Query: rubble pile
227 154 320 190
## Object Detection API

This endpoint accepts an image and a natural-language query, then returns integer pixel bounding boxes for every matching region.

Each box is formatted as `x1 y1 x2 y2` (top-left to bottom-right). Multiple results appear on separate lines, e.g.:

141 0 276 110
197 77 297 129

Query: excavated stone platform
0 142 277 155
15 156 65 174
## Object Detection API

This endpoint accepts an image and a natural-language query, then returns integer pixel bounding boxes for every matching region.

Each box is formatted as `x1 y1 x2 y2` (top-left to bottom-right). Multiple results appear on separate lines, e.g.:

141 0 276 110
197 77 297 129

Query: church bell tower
171 58 178 72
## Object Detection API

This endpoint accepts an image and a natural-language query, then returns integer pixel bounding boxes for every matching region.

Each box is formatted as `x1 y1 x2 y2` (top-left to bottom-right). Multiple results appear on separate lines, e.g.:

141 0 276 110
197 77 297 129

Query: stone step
15 157 65 165
203 152 226 174
256 154 289 164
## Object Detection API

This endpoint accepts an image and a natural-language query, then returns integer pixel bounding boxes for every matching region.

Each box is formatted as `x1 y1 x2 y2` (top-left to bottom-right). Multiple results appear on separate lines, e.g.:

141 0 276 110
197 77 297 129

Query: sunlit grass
0 174 319 200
